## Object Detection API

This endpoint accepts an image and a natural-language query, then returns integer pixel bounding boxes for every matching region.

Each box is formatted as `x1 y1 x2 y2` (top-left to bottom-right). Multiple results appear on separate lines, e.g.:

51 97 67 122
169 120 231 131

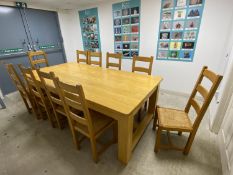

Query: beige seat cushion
158 107 193 132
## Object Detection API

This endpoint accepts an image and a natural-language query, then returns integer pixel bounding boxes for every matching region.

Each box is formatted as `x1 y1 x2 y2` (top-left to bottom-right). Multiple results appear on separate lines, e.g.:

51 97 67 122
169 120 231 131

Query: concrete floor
0 91 222 175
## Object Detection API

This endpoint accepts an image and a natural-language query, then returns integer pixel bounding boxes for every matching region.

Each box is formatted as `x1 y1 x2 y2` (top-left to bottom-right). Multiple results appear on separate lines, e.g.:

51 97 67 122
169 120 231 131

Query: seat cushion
157 107 193 132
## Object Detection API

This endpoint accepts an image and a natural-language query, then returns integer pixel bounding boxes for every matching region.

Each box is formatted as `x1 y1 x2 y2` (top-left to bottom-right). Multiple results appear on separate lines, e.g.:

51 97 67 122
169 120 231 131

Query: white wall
58 10 83 61
58 0 233 94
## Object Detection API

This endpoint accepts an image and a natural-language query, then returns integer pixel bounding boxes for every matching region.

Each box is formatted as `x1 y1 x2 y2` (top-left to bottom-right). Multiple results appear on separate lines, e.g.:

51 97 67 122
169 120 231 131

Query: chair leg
54 112 63 130
30 95 42 119
22 96 32 114
144 101 148 112
113 122 118 143
46 110 56 128
154 127 162 153
183 132 195 155
68 119 80 150
90 137 98 163
29 97 40 119
137 108 143 122
153 107 158 130
37 105 46 120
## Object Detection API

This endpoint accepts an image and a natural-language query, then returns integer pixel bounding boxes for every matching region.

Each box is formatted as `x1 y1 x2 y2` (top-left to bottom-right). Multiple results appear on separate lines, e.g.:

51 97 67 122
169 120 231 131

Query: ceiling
1 0 109 10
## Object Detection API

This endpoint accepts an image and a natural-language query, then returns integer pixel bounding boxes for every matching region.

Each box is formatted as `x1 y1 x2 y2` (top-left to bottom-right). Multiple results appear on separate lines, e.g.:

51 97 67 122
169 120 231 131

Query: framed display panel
79 8 101 52
112 0 141 59
156 0 205 62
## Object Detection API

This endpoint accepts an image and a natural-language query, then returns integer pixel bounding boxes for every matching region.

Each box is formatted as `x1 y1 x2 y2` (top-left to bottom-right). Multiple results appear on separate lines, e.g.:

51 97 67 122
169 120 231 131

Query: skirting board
160 88 202 100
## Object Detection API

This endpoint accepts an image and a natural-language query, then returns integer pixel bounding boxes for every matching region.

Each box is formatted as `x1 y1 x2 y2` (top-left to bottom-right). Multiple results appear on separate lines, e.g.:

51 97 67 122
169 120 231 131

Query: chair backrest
6 64 27 96
18 65 45 102
88 51 102 67
106 52 122 70
77 50 88 64
28 50 49 69
185 66 223 130
55 78 94 133
132 55 154 75
37 70 64 110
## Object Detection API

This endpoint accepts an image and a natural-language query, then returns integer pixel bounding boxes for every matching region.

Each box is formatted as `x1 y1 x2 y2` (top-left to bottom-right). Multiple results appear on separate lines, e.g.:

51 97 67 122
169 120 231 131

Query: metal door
0 6 31 95
0 6 66 95
25 8 66 65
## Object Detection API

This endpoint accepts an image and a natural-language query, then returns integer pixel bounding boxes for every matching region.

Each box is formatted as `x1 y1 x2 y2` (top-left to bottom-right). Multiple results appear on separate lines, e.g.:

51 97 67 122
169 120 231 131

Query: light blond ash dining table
36 62 163 164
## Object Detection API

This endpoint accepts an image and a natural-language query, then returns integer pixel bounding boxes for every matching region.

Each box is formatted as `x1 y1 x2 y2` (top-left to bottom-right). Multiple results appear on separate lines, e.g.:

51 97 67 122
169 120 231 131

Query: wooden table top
37 62 162 116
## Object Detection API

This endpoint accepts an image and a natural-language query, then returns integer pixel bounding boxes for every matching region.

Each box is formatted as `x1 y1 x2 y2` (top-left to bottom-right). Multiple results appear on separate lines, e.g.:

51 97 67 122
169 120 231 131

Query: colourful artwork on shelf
156 0 205 62
112 0 141 59
79 8 101 52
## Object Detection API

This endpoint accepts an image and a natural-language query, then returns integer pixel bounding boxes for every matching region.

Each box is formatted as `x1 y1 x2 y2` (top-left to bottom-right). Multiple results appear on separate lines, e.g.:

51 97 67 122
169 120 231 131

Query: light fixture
0 7 14 14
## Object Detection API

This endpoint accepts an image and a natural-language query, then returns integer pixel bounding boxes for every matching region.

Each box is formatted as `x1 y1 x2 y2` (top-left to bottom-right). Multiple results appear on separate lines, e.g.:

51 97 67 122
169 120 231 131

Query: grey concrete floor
0 91 222 175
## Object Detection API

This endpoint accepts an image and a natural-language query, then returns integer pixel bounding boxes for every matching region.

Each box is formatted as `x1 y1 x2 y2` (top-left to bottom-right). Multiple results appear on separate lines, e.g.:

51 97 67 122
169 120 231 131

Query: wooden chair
153 66 223 154
37 70 68 129
28 50 49 69
132 55 154 122
106 52 122 70
6 64 38 117
19 65 56 127
77 50 88 64
132 55 154 75
88 51 102 67
54 77 117 162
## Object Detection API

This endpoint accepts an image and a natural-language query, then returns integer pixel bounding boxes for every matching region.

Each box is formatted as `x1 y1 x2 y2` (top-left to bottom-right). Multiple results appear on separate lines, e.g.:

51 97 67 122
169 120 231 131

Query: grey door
0 6 31 95
25 8 66 65
0 6 66 95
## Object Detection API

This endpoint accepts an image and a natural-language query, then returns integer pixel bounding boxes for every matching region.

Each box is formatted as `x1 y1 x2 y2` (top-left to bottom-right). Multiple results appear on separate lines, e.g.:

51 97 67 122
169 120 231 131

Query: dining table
35 62 163 164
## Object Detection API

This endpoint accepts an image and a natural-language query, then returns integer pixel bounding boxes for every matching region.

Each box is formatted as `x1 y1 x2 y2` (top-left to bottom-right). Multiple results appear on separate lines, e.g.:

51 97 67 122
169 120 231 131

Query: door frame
211 46 233 133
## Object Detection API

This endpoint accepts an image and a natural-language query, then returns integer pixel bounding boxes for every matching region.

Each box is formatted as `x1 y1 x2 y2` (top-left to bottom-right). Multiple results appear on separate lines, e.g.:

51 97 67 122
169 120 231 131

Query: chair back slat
64 91 82 104
88 51 102 67
77 50 88 64
17 85 25 93
190 98 201 115
64 97 83 112
106 52 122 70
6 64 27 96
196 84 208 100
132 55 154 75
203 69 218 83
18 65 44 101
28 50 49 69
32 90 41 98
70 112 87 125
133 67 151 74
37 70 64 108
50 96 63 106
185 66 223 130
134 56 153 62
57 80 94 131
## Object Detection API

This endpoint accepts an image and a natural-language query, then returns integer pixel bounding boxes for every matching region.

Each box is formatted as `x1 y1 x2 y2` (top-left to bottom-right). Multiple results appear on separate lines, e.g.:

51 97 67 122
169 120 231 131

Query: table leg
117 115 133 165
117 85 160 165
148 86 160 115
0 97 6 109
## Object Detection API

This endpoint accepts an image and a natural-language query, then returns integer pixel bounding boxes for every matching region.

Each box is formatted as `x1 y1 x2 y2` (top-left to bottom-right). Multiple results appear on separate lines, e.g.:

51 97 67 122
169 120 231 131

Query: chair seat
75 110 114 137
158 107 193 132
